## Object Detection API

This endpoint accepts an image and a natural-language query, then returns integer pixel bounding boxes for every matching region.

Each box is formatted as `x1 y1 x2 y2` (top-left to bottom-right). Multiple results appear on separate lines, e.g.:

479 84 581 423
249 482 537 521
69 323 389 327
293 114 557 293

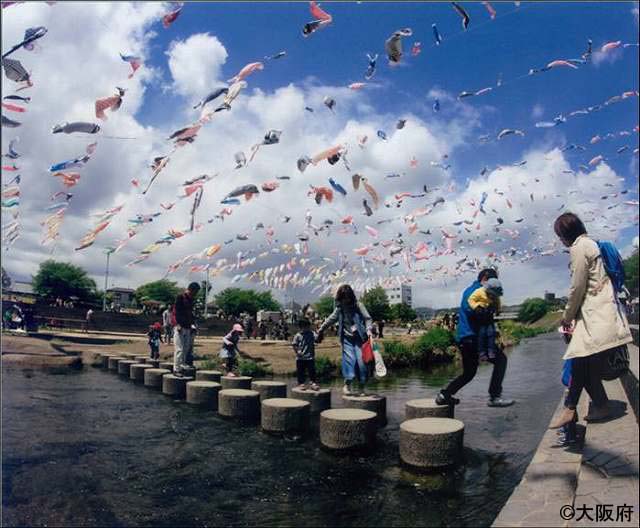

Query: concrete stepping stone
144 368 170 389
117 359 136 377
218 389 260 420
320 408 377 450
134 356 148 364
261 398 310 434
195 370 222 382
107 356 126 371
399 418 464 469
146 359 161 368
162 374 194 398
159 361 174 372
101 354 118 368
220 375 253 390
290 387 331 414
186 381 221 409
342 394 387 426
251 380 287 402
405 398 454 419
130 363 153 382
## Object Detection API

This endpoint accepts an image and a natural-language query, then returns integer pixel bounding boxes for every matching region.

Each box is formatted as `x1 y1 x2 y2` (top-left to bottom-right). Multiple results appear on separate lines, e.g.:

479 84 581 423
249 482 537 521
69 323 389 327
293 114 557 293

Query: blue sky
2 1 639 307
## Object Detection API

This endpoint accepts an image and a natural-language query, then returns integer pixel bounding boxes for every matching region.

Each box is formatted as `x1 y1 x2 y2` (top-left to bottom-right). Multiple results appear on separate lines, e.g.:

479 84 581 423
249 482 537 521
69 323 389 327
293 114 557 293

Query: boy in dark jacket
292 319 319 390
148 322 162 359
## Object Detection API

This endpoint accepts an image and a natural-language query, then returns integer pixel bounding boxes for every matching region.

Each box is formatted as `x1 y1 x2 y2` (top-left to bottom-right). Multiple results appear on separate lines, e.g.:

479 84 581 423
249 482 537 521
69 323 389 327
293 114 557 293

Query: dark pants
296 359 316 384
226 354 236 373
443 337 507 399
565 353 608 409
149 344 159 359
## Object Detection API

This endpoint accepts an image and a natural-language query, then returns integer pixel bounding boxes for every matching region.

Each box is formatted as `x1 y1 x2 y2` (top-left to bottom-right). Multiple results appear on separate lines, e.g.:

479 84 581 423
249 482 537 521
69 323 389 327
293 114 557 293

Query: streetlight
102 250 111 312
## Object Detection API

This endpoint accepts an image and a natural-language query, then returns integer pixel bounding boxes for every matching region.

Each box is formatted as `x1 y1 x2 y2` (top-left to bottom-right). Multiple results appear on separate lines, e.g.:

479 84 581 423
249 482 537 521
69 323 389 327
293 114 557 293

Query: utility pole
102 251 110 312
204 267 209 318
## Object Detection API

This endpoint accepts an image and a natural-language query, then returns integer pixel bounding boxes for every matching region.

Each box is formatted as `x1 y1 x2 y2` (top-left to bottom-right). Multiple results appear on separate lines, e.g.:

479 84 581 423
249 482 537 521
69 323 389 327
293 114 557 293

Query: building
385 284 412 307
106 287 135 309
414 307 435 320
544 291 556 302
2 280 38 305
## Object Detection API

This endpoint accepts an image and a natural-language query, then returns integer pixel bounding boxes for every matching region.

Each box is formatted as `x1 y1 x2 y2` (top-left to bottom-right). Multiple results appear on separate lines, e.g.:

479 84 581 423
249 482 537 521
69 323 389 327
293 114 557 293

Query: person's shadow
587 399 628 423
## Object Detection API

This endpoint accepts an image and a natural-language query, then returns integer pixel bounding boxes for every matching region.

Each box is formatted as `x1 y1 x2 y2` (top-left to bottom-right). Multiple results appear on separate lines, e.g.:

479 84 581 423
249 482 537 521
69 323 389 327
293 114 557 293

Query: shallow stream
2 333 565 527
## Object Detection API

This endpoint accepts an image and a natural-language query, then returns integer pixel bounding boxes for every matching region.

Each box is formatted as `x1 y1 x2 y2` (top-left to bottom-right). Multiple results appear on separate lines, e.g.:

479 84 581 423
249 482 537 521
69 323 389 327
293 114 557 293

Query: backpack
596 240 626 294
170 304 177 327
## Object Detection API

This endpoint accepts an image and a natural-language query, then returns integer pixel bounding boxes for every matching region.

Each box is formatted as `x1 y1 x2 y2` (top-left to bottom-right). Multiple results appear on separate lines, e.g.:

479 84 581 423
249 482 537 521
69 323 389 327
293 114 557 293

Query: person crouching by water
292 319 319 391
316 284 372 396
148 322 162 360
221 323 244 377
549 213 633 428
173 282 200 377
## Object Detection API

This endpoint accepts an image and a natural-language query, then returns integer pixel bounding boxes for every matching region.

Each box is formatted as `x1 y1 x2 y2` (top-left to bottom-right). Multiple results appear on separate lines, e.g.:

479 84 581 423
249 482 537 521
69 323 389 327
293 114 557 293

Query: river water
2 333 565 527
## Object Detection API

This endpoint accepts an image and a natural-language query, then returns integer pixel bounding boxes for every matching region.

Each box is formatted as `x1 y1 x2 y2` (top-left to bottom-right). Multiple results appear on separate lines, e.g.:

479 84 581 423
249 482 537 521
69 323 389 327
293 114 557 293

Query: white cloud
531 103 544 119
167 33 228 99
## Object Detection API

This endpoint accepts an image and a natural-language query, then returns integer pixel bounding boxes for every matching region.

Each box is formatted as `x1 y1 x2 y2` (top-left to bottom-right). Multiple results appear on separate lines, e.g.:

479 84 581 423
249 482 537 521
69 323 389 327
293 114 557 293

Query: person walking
549 213 633 428
85 308 94 333
435 268 514 407
162 304 173 344
173 282 200 377
378 319 385 338
317 284 373 396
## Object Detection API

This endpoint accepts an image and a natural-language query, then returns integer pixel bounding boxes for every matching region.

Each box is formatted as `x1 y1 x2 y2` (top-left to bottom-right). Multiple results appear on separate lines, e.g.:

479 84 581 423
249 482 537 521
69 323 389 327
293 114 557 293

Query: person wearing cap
435 268 514 408
221 323 244 377
468 277 503 361
173 282 200 377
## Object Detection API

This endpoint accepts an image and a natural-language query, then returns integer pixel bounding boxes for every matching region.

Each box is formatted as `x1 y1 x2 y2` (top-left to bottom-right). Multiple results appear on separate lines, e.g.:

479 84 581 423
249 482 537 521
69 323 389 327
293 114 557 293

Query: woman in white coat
550 213 633 429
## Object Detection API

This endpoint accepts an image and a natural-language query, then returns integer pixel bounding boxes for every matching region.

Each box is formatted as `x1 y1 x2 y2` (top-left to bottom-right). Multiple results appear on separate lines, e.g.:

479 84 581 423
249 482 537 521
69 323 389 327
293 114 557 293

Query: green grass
314 356 337 380
238 358 272 377
498 320 552 344
381 327 457 368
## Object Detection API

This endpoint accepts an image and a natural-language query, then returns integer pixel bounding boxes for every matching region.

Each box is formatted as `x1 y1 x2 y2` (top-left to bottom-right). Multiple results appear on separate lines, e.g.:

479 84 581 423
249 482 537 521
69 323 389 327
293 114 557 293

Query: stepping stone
399 418 464 469
101 354 117 368
134 356 148 364
320 409 377 451
196 370 222 382
144 368 170 389
251 380 287 402
117 359 136 377
186 381 221 409
291 387 331 414
220 376 253 390
405 398 454 419
130 363 153 382
162 374 194 398
146 359 161 368
261 398 310 434
108 356 126 371
159 361 174 372
342 394 387 426
218 389 260 420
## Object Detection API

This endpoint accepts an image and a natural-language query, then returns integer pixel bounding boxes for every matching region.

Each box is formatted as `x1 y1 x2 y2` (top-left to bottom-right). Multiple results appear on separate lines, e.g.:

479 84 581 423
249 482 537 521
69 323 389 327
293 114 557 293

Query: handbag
361 338 374 364
373 343 387 378
600 345 629 381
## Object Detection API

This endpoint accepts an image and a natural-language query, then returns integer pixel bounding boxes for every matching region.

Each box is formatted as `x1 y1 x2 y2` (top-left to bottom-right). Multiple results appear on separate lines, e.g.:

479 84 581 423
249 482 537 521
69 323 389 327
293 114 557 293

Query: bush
381 340 419 367
499 320 549 344
198 358 223 370
238 358 272 377
414 327 455 354
518 298 549 323
314 356 337 380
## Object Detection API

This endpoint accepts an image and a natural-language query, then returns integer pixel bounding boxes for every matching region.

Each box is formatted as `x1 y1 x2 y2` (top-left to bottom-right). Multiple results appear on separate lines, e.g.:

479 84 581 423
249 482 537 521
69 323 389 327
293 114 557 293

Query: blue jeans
342 334 367 384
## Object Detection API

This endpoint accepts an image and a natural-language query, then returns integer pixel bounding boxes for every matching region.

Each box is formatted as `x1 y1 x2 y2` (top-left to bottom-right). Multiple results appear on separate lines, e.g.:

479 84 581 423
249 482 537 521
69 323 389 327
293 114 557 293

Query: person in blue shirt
435 268 515 408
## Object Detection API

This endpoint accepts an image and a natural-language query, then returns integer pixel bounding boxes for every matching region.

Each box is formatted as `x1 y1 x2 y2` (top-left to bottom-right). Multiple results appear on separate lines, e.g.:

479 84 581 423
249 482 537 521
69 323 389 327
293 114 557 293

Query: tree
624 249 639 297
391 302 417 323
518 297 549 323
1 267 11 290
361 286 390 321
32 260 97 302
314 295 335 319
135 280 182 306
214 288 280 316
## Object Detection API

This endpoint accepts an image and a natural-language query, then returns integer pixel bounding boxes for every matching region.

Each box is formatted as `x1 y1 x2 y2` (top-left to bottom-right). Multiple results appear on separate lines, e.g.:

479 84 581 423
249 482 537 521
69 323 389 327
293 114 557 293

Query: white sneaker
342 383 352 395
488 397 515 407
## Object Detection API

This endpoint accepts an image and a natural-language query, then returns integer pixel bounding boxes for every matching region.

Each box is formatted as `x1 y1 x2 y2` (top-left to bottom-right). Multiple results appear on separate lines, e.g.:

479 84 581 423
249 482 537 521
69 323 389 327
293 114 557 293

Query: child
148 322 162 360
221 323 243 377
468 278 503 361
291 319 319 391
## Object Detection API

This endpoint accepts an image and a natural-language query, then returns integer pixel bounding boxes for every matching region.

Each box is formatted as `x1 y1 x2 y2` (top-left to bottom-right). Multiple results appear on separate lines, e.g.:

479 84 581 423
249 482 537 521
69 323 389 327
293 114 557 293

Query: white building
385 284 412 307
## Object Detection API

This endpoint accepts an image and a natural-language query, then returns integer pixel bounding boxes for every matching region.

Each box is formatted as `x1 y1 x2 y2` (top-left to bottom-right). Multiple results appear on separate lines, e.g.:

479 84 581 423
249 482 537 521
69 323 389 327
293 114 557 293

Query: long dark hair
335 284 357 309
554 212 587 246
